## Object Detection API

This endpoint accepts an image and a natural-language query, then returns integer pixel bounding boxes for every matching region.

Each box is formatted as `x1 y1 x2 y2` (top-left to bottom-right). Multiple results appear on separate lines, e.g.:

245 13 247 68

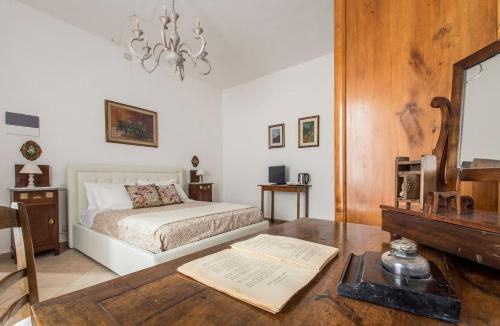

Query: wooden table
258 184 310 222
32 219 500 325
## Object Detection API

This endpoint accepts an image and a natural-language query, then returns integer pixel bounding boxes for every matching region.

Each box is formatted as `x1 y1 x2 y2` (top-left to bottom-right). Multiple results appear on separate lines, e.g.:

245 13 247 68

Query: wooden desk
258 184 310 222
32 219 500 325
381 205 500 270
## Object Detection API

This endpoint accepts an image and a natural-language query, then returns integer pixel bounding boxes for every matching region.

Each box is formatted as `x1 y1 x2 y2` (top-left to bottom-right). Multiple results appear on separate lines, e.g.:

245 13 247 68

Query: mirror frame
446 40 500 189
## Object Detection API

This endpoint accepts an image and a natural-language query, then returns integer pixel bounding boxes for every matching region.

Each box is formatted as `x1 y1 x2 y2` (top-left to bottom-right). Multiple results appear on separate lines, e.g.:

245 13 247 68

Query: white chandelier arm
198 56 212 75
140 44 165 74
186 51 212 76
178 34 207 59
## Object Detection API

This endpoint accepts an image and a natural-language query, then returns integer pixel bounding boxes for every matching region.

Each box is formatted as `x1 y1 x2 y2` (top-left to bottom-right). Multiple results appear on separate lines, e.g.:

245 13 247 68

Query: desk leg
305 187 309 218
260 188 264 216
271 191 275 223
296 189 300 220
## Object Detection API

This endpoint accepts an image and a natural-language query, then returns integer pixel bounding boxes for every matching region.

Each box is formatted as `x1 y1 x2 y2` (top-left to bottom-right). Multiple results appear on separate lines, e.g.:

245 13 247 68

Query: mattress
84 201 264 253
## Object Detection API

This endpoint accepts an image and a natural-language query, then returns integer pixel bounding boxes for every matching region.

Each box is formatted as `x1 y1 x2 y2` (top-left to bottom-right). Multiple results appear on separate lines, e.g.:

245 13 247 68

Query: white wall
0 1 223 253
222 54 334 220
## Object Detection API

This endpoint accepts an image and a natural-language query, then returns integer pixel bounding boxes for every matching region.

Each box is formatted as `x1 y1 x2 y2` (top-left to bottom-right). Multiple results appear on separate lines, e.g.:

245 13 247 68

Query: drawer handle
49 219 54 225
33 196 42 200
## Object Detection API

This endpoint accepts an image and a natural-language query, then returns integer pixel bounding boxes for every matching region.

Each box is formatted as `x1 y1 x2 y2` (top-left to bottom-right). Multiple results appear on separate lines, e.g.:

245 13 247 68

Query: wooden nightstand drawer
189 183 213 202
14 191 56 204
198 184 211 191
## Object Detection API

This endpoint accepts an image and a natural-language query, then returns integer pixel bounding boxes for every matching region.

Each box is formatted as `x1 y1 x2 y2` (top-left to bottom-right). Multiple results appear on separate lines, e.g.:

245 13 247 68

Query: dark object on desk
337 250 460 324
258 184 310 222
189 183 213 202
269 165 285 185
10 188 61 258
298 173 310 185
15 164 50 188
32 220 500 326
381 205 500 271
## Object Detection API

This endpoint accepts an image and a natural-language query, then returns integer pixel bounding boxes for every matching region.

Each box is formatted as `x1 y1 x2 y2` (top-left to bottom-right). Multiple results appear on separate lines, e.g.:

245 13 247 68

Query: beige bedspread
91 201 264 253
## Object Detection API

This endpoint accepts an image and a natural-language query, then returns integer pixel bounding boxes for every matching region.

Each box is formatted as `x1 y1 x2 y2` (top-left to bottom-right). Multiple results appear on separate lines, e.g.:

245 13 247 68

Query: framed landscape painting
268 123 285 148
105 100 158 147
298 115 319 148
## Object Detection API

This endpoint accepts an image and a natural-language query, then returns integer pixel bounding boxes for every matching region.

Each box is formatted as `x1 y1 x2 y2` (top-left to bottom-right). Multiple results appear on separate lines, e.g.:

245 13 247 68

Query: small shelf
397 160 421 166
398 171 421 176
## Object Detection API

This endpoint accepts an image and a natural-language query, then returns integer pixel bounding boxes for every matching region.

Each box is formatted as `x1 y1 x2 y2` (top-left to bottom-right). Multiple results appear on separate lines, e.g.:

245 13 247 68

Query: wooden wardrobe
334 0 500 225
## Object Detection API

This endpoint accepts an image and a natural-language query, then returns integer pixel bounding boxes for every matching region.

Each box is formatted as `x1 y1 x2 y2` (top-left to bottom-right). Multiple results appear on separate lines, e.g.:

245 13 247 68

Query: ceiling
19 0 333 89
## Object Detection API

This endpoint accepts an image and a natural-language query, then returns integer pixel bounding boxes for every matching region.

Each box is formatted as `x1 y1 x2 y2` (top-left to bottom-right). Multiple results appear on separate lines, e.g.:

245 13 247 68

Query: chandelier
126 1 212 81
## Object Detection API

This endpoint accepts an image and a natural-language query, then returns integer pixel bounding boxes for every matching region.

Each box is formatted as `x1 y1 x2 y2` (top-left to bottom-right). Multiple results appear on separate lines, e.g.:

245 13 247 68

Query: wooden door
335 0 499 225
28 205 56 250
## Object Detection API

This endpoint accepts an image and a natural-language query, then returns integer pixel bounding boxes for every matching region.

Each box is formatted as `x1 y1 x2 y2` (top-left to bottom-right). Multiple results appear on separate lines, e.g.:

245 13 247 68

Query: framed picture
105 100 158 148
268 123 285 148
298 115 319 148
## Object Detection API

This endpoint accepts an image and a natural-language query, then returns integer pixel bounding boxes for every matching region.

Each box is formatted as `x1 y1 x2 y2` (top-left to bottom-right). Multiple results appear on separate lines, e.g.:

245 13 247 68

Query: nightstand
189 183 213 202
9 187 62 258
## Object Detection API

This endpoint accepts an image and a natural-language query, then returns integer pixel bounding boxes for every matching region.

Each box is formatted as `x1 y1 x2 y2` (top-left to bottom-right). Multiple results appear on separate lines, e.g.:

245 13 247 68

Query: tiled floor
0 249 117 325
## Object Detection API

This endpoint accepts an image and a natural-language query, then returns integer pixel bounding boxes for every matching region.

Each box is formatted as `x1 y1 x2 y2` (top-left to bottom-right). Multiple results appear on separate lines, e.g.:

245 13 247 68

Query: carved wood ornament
20 141 42 161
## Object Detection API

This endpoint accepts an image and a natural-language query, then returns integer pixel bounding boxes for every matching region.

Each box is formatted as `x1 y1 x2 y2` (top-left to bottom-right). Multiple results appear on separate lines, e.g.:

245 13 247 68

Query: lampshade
20 163 43 175
196 170 205 176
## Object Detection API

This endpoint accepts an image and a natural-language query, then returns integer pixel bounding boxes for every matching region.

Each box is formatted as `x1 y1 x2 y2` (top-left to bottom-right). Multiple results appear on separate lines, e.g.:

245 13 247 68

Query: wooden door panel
27 205 54 247
340 0 499 225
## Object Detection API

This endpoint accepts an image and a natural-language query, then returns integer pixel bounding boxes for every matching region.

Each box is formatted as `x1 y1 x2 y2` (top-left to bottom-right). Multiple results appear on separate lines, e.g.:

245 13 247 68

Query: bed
67 164 269 275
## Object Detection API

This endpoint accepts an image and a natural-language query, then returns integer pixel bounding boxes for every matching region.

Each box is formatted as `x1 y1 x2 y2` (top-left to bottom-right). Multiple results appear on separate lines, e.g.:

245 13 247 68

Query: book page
177 249 317 313
231 234 339 271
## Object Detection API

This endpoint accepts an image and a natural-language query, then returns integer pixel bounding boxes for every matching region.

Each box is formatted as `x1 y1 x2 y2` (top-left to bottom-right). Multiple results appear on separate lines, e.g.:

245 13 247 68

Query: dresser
9 187 62 257
188 183 213 202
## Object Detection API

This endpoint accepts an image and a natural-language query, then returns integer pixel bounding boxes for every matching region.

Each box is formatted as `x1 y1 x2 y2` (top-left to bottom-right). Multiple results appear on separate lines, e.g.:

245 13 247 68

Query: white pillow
137 179 175 186
84 183 133 210
84 183 99 209
173 184 192 202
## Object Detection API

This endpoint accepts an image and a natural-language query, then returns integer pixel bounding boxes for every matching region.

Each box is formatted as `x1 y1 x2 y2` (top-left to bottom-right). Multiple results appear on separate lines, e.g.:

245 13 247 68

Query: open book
177 234 339 313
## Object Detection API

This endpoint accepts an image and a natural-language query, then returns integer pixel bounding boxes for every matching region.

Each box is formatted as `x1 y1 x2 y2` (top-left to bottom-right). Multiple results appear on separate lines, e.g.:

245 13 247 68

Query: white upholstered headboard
67 164 185 247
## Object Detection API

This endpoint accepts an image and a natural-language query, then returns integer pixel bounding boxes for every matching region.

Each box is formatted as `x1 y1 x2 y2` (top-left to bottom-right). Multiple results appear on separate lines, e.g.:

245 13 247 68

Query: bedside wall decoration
191 155 200 168
268 123 285 148
5 112 40 137
105 100 158 148
20 140 42 161
298 115 320 148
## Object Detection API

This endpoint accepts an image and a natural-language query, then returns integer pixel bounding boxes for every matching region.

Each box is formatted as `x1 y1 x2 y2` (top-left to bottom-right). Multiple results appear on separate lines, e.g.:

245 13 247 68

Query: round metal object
390 239 418 258
381 239 430 279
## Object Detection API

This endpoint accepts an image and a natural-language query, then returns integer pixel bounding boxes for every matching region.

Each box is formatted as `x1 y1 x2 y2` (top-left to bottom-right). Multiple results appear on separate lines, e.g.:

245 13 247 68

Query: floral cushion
125 185 164 209
157 184 183 205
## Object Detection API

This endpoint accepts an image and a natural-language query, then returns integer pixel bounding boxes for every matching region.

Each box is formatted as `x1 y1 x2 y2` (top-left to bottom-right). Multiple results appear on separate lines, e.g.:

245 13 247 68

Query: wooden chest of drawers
188 183 213 202
10 189 61 257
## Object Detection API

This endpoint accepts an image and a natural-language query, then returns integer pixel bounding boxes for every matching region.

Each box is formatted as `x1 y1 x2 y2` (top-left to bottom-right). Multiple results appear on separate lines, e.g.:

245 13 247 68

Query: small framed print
268 123 285 148
298 115 319 148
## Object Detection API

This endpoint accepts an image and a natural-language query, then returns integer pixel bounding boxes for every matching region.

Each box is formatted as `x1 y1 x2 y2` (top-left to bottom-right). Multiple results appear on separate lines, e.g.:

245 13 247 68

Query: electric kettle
298 173 310 185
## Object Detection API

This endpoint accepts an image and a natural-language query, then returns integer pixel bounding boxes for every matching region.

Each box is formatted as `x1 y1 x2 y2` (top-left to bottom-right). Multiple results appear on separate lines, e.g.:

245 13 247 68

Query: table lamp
196 170 205 183
20 163 43 188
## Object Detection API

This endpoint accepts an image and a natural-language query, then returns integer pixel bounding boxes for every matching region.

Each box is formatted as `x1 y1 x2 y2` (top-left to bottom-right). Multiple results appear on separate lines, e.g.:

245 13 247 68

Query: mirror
459 53 500 169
